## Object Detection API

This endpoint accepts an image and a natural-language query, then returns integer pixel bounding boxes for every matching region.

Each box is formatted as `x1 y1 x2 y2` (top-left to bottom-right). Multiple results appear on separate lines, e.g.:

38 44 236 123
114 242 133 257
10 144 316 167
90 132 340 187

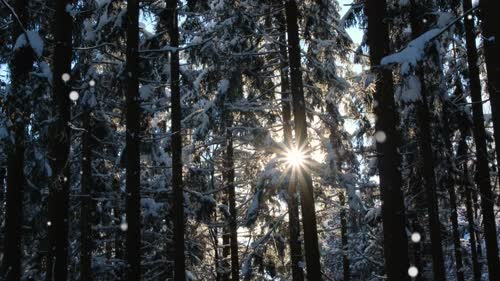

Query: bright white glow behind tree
285 147 306 168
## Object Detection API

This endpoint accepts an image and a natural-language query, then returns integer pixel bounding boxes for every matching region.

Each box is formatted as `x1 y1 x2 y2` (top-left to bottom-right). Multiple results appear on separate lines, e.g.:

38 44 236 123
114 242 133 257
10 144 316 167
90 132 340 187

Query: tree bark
477 1 500 280
415 67 447 281
47 0 73 280
364 1 410 280
125 0 141 280
408 1 446 279
284 1 322 280
458 135 482 281
447 180 464 281
2 0 33 279
165 0 186 280
224 73 241 281
278 11 304 281
441 99 464 281
480 0 500 181
222 228 230 281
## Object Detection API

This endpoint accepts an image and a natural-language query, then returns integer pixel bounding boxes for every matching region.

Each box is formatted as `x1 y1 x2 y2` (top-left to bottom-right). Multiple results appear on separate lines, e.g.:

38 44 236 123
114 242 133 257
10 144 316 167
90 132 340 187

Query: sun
285 147 306 168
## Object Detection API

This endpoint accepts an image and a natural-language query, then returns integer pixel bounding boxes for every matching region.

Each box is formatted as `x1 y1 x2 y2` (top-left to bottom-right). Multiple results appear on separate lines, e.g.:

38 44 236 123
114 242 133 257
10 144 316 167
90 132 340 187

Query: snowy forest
0 0 500 280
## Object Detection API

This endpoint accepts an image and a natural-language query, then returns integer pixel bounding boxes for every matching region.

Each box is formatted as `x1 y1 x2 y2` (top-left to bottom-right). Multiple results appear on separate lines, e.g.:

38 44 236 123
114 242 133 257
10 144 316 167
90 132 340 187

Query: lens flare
285 147 306 168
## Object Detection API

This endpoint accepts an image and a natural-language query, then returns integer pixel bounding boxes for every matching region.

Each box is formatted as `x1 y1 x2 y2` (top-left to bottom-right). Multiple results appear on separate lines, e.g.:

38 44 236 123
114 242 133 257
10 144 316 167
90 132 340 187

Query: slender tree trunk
2 0 32 279
226 126 239 281
278 11 304 281
80 109 92 281
440 99 464 281
223 73 241 281
4 109 26 281
408 2 446 279
447 175 464 281
125 0 141 280
222 227 230 281
364 1 410 280
458 135 482 281
415 71 447 281
338 191 350 281
47 0 73 280
480 0 500 175
476 2 500 280
165 0 186 280
284 1 322 280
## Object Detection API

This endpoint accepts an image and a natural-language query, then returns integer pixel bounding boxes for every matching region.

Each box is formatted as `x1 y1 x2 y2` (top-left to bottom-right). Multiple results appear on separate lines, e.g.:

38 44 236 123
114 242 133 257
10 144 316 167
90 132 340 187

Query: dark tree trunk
339 191 350 281
165 0 186 280
415 69 446 281
364 1 410 280
47 0 73 280
408 1 446 279
458 135 482 281
278 11 304 281
223 73 241 281
4 109 26 281
222 228 231 281
226 126 239 281
125 0 141 280
471 187 483 260
80 109 92 281
447 181 464 281
2 0 33 280
480 0 500 179
284 1 322 280
441 99 464 281
477 1 500 280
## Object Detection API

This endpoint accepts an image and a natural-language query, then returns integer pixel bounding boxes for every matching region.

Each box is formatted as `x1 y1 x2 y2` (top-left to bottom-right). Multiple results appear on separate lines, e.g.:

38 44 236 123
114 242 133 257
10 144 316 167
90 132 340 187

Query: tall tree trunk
476 2 500 280
415 69 446 281
80 108 92 281
226 126 239 281
223 73 241 281
408 2 446 279
125 0 141 280
364 1 410 280
458 135 482 281
222 227 230 281
47 0 73 280
278 11 304 281
441 99 464 281
165 0 186 280
339 191 350 281
2 0 33 279
284 1 322 280
480 0 500 176
447 179 464 281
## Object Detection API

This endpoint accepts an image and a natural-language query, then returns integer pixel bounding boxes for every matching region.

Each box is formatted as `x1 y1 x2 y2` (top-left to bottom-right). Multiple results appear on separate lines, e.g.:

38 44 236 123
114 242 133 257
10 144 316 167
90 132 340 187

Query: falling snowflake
61 73 71 82
89 79 96 87
408 266 419 278
120 222 128 231
411 232 421 243
374 131 387 143
69 91 79 101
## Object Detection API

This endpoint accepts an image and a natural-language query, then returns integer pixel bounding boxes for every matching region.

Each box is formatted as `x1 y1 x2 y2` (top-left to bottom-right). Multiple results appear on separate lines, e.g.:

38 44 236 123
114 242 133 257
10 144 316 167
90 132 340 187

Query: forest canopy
0 0 499 281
